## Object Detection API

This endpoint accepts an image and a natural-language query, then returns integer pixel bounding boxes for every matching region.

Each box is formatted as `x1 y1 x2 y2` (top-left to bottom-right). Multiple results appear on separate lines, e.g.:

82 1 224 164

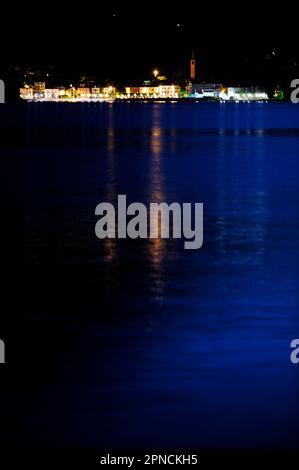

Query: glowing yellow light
153 70 159 78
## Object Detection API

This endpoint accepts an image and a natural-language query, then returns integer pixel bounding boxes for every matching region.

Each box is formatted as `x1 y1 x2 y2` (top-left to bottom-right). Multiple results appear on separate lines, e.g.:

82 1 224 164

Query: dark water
1 101 299 448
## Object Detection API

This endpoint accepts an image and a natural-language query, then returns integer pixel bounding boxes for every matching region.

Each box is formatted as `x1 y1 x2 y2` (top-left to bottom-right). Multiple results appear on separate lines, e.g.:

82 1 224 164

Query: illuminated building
139 86 158 96
101 86 116 99
219 87 268 101
191 83 221 99
28 81 46 99
158 85 180 98
125 85 180 99
76 87 90 99
19 84 116 102
45 89 60 100
20 87 33 100
33 82 46 93
91 87 100 97
125 87 141 96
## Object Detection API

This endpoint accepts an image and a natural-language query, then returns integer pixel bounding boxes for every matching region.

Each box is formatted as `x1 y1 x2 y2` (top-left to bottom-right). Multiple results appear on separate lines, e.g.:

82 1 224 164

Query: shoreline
17 97 283 104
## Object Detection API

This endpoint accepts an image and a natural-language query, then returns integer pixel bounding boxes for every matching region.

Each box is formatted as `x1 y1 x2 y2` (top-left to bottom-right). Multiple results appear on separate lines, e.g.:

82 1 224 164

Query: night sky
1 3 299 86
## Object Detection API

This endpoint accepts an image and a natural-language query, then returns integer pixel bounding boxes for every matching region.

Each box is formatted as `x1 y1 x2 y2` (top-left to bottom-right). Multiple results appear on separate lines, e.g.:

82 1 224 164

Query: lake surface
0 101 299 448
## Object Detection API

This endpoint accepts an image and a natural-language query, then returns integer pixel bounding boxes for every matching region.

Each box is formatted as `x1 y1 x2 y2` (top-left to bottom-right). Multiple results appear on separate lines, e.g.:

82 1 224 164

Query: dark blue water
1 101 299 448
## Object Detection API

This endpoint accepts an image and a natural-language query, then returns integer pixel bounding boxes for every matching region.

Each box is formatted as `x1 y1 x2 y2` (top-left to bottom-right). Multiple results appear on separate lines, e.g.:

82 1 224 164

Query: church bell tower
190 49 196 81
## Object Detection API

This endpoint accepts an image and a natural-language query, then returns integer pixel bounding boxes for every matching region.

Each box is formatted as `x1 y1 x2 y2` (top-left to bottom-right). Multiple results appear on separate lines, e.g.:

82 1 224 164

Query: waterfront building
158 85 180 98
219 87 268 101
101 86 116 98
139 86 158 97
19 84 116 101
20 87 33 100
91 87 100 98
125 85 179 99
191 83 221 99
125 87 141 97
44 89 60 100
76 87 91 99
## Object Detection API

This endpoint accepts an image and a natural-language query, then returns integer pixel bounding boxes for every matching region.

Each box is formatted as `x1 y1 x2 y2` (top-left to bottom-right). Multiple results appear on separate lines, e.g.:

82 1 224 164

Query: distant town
20 82 270 102
17 52 285 103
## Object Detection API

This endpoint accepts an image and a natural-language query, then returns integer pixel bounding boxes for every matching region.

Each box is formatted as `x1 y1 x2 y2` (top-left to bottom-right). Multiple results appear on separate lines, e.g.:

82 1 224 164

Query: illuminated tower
190 49 196 81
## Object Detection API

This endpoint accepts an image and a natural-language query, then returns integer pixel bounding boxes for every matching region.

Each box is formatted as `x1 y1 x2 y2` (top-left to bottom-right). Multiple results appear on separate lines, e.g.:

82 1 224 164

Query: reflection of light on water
103 106 118 273
148 236 165 304
107 126 115 155
104 237 117 264
151 127 163 154
147 107 166 304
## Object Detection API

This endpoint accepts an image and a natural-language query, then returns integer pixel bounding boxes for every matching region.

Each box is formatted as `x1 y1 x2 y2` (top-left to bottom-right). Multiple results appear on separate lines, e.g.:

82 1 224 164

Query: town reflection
103 105 118 276
147 105 166 304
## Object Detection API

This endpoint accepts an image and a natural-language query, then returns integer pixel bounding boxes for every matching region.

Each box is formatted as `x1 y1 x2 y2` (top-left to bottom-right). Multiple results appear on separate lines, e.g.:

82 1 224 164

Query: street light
153 69 159 78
